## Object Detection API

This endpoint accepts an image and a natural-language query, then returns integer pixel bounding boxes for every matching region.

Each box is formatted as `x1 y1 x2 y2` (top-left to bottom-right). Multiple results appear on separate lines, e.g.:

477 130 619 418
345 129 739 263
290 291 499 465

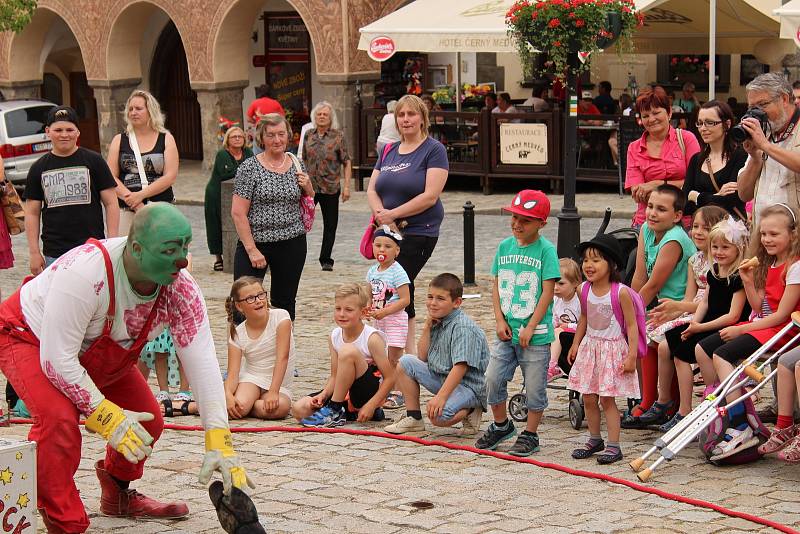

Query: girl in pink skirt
567 235 640 464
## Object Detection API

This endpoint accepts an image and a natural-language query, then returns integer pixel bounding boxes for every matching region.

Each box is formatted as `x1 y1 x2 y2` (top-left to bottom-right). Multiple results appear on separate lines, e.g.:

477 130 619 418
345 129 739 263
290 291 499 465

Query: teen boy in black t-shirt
25 106 119 274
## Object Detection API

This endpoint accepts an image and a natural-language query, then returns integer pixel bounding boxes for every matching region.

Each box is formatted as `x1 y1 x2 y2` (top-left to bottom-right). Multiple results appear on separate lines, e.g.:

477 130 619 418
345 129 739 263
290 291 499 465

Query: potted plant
506 0 643 82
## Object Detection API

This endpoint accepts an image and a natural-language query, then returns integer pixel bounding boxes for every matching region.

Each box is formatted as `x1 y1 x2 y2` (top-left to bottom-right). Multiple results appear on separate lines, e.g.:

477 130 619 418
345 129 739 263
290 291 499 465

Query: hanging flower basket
506 0 643 82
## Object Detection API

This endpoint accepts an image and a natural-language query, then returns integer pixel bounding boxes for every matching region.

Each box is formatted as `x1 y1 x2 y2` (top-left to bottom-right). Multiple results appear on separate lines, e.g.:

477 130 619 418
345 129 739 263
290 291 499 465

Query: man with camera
737 72 800 225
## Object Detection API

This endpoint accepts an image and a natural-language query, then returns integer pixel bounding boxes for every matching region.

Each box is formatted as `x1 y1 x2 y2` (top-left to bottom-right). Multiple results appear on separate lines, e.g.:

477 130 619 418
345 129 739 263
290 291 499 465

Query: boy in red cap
475 190 560 456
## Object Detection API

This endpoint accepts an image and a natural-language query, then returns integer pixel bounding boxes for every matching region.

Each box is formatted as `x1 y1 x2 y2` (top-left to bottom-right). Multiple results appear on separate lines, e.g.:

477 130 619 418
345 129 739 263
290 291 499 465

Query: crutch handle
792 310 800 326
629 457 645 472
743 364 765 383
637 468 653 482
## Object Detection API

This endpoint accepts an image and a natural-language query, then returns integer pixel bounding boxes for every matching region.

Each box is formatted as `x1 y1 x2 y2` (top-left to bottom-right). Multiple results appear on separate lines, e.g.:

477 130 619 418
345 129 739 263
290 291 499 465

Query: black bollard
463 201 475 286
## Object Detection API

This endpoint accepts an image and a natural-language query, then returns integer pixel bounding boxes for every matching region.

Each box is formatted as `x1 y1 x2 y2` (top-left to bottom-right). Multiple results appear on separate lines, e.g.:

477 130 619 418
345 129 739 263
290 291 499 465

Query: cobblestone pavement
2 192 798 532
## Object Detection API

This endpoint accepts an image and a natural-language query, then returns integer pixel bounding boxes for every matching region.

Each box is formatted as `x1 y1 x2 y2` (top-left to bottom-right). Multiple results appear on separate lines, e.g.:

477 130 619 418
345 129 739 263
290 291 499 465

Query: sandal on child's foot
383 392 405 410
597 448 623 464
155 391 173 418
572 440 605 459
213 260 224 272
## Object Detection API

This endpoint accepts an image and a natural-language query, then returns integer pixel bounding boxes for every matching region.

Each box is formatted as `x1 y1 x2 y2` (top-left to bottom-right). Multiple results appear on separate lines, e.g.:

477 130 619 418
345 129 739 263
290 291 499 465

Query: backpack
579 281 648 359
698 394 769 465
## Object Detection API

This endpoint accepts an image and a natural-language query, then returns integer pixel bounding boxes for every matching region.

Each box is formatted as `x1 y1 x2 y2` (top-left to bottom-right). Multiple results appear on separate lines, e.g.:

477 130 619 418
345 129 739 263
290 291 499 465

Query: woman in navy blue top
367 94 449 353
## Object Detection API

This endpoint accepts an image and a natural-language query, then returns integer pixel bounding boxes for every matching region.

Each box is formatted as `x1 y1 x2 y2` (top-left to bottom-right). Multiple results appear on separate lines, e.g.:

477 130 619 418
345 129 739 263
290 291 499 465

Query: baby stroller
507 208 640 429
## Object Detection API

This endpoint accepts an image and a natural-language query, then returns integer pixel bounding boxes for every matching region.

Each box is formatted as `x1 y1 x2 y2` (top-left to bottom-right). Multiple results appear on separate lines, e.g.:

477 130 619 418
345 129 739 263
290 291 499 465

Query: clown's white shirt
20 237 227 429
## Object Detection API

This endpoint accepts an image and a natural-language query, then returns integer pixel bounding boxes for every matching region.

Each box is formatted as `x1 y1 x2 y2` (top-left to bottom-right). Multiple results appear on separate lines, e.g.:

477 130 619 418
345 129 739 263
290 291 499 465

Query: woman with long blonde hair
106 89 179 234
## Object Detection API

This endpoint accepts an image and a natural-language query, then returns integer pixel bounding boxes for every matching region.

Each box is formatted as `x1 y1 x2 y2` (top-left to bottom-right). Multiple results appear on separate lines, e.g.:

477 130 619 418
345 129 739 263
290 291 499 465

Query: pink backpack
579 281 647 359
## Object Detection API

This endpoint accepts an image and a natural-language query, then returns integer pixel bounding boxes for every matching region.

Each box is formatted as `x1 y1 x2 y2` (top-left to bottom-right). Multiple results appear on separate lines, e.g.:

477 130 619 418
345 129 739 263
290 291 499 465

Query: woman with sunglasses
683 101 748 220
204 126 253 272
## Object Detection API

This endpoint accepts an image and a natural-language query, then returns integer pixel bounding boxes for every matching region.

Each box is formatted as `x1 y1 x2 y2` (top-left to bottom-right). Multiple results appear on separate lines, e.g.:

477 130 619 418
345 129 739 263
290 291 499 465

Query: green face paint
131 204 193 286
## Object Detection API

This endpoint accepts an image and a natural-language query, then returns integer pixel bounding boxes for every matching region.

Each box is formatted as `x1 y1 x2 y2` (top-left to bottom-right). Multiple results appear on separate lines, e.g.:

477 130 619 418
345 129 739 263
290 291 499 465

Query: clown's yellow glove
198 428 254 494
85 399 154 463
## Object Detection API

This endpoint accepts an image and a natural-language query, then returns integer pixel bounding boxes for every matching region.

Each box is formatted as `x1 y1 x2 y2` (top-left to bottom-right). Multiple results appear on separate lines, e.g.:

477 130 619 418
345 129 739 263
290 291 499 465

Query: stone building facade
0 0 404 167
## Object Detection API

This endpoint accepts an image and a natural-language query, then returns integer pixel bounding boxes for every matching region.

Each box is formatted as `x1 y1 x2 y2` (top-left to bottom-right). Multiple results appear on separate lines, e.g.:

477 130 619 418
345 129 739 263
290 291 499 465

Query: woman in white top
225 276 294 419
376 99 401 156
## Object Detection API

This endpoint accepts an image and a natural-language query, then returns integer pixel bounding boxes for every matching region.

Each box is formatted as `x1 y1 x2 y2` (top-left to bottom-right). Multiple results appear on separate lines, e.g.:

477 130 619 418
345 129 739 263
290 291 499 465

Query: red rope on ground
10 418 797 533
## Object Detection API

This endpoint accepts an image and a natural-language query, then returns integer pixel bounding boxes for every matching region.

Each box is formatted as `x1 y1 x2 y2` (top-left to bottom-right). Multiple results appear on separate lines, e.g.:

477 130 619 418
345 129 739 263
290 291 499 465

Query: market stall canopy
630 0 781 54
358 0 517 55
775 0 800 47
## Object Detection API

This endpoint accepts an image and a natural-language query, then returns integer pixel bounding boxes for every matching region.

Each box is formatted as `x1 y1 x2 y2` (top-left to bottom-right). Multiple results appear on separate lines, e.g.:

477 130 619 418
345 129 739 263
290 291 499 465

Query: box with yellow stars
0 438 36 532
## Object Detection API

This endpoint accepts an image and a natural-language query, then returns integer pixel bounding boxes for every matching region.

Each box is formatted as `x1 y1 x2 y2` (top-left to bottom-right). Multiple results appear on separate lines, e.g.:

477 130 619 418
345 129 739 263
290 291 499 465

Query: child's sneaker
461 408 483 436
659 413 684 433
384 416 425 434
474 421 517 450
547 365 564 383
300 404 346 428
507 431 540 457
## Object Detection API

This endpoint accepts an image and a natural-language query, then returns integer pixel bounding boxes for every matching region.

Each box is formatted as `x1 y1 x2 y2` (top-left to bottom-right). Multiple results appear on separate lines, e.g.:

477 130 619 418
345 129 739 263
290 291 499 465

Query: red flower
548 18 561 27
553 40 562 46
575 19 585 27
568 11 576 17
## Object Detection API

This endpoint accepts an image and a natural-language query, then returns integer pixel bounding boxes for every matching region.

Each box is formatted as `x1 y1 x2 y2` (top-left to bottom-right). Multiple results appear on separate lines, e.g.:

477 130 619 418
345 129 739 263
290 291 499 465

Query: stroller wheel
508 394 528 422
569 398 584 430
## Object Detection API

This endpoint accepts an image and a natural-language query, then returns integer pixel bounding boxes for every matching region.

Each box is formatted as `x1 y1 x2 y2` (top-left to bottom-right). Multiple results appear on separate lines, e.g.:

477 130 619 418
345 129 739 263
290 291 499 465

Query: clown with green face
125 203 193 292
0 201 254 532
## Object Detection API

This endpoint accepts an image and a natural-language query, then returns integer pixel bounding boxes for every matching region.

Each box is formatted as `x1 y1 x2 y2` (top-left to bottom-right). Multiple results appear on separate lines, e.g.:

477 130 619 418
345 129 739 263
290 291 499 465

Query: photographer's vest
754 107 800 225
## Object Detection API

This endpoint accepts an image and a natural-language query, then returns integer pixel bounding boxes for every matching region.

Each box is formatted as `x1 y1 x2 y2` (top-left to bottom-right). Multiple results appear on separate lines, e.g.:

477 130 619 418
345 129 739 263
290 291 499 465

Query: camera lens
730 124 749 143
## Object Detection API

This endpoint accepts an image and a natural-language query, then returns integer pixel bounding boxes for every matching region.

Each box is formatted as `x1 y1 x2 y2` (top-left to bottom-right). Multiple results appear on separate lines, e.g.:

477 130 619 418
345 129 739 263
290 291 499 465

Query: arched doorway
8 9 100 151
150 20 202 160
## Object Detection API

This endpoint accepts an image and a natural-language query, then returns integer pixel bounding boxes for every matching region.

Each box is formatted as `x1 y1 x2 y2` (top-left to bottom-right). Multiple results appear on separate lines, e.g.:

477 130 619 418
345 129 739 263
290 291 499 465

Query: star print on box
0 438 38 531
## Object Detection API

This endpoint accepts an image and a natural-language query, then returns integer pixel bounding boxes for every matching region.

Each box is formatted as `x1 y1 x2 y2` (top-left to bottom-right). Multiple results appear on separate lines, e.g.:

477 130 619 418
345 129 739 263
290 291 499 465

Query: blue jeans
486 340 550 412
45 256 58 267
399 355 480 422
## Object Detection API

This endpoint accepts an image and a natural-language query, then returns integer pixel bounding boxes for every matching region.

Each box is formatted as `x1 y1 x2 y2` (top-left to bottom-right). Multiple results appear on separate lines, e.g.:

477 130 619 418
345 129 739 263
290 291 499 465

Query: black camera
730 107 769 143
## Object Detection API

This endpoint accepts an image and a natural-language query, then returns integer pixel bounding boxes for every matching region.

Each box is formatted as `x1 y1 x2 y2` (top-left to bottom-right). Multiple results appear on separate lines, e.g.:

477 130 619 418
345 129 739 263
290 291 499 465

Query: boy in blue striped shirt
384 273 489 435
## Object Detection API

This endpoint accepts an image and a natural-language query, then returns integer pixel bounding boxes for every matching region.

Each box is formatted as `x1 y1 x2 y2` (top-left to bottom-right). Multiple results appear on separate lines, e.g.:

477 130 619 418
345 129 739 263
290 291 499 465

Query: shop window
656 55 730 91
740 55 769 86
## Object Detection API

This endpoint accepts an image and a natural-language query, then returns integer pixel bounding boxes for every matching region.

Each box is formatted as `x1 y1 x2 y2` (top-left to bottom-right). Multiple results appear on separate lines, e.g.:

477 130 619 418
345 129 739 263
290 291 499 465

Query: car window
4 105 53 138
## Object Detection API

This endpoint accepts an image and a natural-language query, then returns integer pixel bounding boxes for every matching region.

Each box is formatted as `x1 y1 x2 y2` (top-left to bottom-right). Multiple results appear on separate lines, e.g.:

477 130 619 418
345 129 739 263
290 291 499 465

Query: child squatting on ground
366 225 411 410
225 276 295 420
476 189 560 457
293 283 394 427
568 235 640 464
384 273 490 435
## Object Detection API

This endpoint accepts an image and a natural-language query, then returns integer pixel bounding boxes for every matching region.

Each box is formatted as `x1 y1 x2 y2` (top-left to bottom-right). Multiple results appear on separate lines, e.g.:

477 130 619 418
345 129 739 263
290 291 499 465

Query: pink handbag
359 143 394 259
359 216 377 259
288 152 314 232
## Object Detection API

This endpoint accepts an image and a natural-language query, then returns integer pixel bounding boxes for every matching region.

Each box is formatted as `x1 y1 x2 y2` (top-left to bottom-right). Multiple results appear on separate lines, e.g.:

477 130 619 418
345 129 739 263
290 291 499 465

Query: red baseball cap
502 190 550 221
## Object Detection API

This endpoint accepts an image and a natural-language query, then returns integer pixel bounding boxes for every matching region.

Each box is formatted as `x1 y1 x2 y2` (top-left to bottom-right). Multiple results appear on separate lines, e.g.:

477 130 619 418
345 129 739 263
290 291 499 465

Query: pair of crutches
629 311 800 481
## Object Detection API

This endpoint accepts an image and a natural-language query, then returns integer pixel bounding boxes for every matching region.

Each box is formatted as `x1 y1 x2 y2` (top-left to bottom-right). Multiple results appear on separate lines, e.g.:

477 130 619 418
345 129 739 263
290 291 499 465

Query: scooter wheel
508 394 528 422
569 398 584 430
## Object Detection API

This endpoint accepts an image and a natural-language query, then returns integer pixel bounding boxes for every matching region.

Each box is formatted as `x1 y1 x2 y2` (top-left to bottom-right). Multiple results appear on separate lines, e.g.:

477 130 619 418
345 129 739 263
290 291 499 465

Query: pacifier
377 254 387 262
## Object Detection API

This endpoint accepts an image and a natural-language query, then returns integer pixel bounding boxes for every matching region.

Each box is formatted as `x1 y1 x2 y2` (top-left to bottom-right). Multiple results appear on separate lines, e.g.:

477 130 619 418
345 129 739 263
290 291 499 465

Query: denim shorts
486 340 550 412
399 355 480 422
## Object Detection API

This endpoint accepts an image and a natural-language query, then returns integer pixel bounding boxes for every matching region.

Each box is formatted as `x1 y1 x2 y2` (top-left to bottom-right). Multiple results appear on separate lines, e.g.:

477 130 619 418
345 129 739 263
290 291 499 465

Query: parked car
0 99 57 187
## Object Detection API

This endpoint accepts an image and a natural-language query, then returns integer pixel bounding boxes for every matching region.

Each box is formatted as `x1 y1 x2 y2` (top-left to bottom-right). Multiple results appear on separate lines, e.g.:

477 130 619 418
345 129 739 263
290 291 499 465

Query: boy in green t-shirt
476 190 560 456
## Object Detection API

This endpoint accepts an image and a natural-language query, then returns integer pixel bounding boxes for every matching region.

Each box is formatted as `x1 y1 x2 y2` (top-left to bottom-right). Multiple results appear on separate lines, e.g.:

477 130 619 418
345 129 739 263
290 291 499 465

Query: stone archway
4 8 100 150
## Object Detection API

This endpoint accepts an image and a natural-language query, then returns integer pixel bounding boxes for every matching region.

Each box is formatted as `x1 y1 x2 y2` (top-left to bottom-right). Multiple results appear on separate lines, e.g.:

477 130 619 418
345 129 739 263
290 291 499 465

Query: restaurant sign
500 123 548 165
368 36 396 61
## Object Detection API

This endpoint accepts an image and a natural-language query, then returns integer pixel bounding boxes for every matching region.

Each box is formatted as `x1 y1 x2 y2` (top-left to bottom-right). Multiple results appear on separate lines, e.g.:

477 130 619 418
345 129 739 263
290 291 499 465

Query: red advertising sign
368 36 396 62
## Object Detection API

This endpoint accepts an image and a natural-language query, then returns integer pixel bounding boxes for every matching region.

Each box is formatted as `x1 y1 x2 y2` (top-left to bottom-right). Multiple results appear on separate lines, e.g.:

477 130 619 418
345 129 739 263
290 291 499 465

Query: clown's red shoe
95 460 189 519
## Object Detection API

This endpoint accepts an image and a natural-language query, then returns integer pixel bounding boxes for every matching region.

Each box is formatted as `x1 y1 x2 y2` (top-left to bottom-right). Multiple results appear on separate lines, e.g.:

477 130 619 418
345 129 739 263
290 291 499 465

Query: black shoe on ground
475 422 517 450
321 262 334 271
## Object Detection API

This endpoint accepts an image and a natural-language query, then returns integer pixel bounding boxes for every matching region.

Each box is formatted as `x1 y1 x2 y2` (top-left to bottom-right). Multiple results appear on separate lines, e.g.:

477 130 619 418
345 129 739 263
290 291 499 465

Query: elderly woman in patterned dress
231 113 314 321
302 101 351 271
